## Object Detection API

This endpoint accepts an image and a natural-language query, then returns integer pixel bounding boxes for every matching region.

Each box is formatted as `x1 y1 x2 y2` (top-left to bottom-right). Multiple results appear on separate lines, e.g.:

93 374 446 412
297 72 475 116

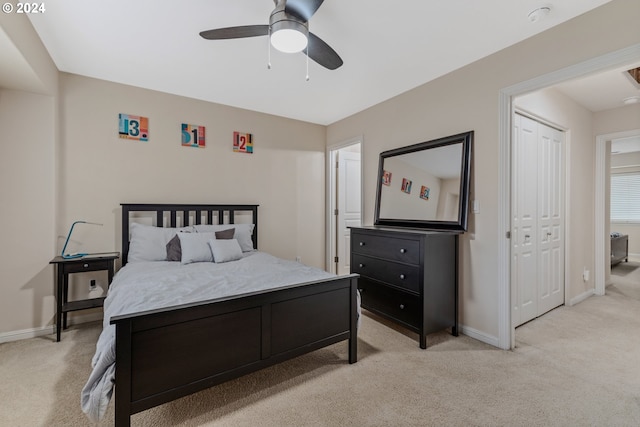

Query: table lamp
61 221 103 259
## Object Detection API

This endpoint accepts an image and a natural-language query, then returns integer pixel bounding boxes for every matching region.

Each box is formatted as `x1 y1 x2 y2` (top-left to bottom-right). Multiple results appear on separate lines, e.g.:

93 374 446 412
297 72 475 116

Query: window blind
611 172 640 223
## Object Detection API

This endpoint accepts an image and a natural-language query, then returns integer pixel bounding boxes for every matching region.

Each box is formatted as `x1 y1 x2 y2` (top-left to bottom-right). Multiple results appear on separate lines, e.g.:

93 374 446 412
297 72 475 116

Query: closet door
512 113 565 327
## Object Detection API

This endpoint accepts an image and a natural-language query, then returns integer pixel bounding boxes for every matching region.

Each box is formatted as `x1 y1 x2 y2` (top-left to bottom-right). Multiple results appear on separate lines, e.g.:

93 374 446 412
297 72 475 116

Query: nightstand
49 253 119 342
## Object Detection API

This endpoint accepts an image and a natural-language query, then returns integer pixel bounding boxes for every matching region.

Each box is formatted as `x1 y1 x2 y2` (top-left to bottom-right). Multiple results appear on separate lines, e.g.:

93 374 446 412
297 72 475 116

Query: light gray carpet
1 272 639 426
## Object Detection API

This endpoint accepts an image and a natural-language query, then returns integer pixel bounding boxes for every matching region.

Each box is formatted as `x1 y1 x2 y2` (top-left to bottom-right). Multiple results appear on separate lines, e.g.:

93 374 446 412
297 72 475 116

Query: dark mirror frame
374 131 473 232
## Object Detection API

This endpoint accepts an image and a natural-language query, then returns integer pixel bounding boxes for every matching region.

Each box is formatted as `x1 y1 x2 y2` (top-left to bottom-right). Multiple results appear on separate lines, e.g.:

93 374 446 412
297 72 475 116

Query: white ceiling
21 0 622 125
553 62 640 112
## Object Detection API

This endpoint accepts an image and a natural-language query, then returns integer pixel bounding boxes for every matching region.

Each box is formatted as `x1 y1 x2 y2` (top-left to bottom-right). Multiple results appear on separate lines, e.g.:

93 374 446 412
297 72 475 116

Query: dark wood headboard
121 203 259 265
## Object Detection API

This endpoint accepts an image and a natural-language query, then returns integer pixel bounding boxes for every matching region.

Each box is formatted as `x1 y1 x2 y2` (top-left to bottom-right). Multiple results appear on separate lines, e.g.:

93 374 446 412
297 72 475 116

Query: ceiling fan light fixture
270 20 308 53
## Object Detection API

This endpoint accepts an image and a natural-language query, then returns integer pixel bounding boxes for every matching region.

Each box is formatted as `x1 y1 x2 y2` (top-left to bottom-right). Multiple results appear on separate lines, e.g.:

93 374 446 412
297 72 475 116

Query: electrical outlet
295 256 301 262
583 268 590 282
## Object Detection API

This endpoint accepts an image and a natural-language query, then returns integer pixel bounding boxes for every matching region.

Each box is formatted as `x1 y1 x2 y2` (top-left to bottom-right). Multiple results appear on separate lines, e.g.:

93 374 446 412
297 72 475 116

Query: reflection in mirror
375 131 473 231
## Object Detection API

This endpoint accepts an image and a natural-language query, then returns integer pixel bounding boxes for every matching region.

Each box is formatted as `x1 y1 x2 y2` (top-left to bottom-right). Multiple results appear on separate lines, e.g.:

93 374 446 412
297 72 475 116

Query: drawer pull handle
399 274 405 279
359 263 364 268
400 248 406 253
399 304 405 310
83 264 89 268
359 242 365 246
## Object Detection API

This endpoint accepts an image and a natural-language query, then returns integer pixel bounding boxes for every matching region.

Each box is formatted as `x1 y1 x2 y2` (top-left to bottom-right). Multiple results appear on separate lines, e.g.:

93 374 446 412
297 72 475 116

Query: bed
81 203 359 427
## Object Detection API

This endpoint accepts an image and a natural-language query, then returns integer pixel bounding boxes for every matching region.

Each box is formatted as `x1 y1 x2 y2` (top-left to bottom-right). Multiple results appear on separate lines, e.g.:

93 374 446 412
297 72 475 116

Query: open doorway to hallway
499 46 640 349
327 140 362 275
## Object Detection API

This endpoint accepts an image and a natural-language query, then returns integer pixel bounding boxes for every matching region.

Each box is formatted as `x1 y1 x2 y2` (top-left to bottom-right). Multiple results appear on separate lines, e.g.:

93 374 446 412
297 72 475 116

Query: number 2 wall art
181 123 206 148
233 131 253 154
118 113 149 141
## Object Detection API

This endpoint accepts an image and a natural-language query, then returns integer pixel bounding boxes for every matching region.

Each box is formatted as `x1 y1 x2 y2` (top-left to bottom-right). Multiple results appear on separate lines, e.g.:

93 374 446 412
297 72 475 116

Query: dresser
350 226 458 348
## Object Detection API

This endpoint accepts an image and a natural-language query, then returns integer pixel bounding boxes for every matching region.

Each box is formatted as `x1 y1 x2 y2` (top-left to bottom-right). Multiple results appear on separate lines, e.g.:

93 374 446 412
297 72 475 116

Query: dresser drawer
352 254 420 294
358 279 421 329
351 231 420 264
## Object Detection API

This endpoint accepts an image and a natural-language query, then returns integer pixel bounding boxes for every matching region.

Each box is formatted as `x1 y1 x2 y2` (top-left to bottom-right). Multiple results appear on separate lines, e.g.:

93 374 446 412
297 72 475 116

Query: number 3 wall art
118 113 149 141
233 131 253 154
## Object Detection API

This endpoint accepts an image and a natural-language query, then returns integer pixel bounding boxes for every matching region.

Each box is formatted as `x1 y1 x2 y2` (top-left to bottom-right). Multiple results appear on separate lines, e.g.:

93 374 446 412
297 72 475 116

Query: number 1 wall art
118 113 149 141
233 131 253 154
181 124 206 148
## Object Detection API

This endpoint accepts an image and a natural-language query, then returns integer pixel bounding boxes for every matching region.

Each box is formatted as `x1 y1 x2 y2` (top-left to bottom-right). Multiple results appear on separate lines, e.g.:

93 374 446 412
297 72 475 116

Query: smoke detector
528 6 551 23
622 96 640 105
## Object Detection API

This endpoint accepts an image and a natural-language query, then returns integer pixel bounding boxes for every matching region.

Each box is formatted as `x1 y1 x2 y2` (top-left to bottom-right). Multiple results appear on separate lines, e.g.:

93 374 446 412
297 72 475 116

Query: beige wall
58 73 328 304
327 0 640 344
0 13 58 338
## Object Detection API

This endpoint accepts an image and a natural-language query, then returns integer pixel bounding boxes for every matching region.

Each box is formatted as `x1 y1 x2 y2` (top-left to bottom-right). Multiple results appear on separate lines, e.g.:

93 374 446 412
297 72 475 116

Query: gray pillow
165 234 182 261
178 232 217 264
215 228 235 240
208 239 243 263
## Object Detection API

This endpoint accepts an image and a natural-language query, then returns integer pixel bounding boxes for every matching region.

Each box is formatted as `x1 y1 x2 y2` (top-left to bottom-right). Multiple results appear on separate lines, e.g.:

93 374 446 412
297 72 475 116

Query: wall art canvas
233 131 253 153
401 178 412 194
420 185 430 200
382 170 392 186
181 124 206 148
118 113 149 141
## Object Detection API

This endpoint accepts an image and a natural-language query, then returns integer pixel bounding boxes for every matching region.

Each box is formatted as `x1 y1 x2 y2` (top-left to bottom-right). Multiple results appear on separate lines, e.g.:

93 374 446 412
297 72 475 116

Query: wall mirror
374 131 473 231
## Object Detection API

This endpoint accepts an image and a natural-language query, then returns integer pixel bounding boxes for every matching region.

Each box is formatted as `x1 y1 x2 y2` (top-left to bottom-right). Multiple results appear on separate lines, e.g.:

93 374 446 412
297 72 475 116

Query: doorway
498 44 640 350
327 139 362 274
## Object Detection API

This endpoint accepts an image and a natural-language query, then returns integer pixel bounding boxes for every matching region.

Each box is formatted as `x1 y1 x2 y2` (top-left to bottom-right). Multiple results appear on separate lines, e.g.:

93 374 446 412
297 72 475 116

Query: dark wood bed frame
111 204 359 426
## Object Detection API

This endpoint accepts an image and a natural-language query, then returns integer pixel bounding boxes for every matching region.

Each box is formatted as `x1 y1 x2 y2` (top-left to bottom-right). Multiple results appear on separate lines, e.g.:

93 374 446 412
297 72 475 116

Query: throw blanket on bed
81 251 343 422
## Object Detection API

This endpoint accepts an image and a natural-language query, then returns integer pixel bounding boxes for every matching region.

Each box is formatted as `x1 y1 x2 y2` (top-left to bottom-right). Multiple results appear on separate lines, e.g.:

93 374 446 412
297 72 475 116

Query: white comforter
81 251 337 422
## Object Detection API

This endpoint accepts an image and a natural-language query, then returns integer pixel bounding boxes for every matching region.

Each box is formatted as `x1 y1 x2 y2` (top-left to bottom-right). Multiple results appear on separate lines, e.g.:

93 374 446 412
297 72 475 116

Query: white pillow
193 223 255 252
178 232 217 264
128 223 193 262
208 239 243 263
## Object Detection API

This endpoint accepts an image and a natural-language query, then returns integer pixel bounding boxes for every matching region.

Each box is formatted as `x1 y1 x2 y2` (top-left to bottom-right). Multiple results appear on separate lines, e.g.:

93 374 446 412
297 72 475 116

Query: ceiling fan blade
200 25 269 40
305 32 343 70
285 0 325 22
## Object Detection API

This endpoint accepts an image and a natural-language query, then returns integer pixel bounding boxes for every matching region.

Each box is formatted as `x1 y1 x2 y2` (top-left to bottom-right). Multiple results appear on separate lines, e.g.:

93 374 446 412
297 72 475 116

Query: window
611 172 640 223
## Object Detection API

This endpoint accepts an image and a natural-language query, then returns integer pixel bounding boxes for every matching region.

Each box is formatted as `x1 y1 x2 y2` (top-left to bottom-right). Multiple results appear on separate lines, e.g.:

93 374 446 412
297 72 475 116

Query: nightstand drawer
352 254 420 293
351 231 420 264
62 260 111 274
358 279 420 329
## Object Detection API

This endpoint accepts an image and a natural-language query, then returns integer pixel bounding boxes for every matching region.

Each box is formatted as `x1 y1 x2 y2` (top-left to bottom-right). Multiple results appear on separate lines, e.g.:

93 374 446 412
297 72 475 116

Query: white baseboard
568 289 595 306
0 325 55 344
459 324 501 348
0 312 102 344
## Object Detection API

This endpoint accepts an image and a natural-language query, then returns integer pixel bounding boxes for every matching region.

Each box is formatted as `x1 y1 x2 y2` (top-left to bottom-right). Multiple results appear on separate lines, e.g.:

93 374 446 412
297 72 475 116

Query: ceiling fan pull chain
267 27 272 69
305 22 310 81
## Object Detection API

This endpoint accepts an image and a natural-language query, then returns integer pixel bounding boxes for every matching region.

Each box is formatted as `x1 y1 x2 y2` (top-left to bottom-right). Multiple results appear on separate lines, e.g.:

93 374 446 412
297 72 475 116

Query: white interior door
336 150 361 275
512 113 565 327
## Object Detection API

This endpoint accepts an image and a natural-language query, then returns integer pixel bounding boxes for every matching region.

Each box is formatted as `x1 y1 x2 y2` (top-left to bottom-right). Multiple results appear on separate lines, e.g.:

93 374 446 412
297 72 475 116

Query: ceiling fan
199 0 343 70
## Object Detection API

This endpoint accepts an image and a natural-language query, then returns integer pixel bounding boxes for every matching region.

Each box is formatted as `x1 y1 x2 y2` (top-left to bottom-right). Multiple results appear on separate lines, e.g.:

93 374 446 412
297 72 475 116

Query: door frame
326 136 363 273
498 44 640 350
595 129 640 295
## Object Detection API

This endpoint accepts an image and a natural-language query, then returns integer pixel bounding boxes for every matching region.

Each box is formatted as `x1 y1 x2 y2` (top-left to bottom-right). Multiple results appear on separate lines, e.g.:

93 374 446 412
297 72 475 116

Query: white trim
459 324 500 348
498 91 512 350
569 289 595 306
499 43 640 350
595 128 640 296
0 325 55 344
325 136 364 272
0 311 102 344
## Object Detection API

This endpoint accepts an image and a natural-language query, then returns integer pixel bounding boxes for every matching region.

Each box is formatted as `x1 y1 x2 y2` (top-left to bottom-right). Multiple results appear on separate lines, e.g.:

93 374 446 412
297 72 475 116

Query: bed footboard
111 274 358 427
